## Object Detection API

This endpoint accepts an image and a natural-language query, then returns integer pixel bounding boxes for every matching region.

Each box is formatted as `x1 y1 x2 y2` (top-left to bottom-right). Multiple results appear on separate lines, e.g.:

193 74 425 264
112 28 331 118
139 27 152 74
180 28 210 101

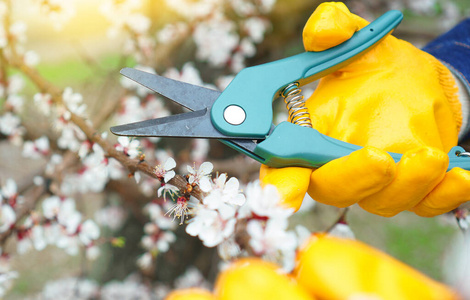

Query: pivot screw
223 105 246 125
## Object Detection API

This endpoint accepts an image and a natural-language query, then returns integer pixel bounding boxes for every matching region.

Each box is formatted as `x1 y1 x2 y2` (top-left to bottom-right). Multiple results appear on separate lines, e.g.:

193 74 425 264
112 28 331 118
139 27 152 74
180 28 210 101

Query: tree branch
8 55 206 201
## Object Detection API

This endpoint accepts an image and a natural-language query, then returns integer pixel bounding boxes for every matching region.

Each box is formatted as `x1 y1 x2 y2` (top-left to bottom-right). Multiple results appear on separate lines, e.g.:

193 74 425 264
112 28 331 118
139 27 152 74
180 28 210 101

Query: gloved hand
165 235 459 300
261 2 470 217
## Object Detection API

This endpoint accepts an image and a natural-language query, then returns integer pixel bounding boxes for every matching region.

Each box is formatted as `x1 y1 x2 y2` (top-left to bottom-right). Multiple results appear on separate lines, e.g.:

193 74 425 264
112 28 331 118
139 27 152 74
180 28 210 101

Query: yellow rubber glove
166 288 215 300
214 258 313 300
294 235 460 300
165 235 459 299
261 2 470 217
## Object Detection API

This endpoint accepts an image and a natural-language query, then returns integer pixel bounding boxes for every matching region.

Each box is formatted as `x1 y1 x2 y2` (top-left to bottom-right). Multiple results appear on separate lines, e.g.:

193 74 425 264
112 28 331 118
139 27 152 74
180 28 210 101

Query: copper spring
281 82 312 128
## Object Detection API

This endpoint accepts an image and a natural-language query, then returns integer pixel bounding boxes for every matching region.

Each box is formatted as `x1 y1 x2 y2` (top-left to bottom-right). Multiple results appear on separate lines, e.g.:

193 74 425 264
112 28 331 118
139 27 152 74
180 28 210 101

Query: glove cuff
423 19 470 141
450 70 470 141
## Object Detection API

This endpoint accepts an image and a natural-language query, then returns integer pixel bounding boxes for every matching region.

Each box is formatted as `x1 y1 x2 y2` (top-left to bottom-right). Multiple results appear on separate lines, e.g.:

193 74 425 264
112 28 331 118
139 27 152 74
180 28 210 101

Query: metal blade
120 68 221 111
110 108 247 139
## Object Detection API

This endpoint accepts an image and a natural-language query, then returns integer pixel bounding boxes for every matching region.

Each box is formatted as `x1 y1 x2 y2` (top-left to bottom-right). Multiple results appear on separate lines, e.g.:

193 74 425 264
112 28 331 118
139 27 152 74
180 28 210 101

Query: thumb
303 2 369 52
260 165 313 211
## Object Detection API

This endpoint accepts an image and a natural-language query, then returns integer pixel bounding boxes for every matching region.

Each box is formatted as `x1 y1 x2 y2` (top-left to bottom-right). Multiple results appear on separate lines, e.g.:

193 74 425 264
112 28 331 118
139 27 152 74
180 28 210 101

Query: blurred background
1 0 470 299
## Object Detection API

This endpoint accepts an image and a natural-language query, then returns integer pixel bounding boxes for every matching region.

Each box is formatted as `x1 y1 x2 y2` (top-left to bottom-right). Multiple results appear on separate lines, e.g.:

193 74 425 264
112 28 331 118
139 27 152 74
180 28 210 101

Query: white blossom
193 15 239 66
0 205 15 233
9 21 27 44
107 157 125 180
56 235 80 256
259 0 276 13
17 232 33 254
186 205 236 247
42 196 61 219
43 222 61 245
0 255 17 298
166 197 198 225
141 230 176 253
187 161 213 186
408 0 437 15
158 184 179 203
6 75 24 95
33 93 53 115
174 266 209 289
137 252 153 270
217 236 242 261
157 22 189 44
145 203 175 230
329 222 355 239
243 17 270 43
23 136 50 159
86 245 101 260
62 87 87 117
116 136 141 159
154 157 176 183
202 173 246 207
230 0 256 16
0 178 18 203
6 94 24 113
101 277 153 300
95 205 127 231
246 218 298 272
164 62 205 86
45 154 63 176
164 0 219 19
238 181 293 220
78 220 100 246
31 225 47 251
39 277 99 300
57 124 85 152
24 50 40 66
0 113 21 136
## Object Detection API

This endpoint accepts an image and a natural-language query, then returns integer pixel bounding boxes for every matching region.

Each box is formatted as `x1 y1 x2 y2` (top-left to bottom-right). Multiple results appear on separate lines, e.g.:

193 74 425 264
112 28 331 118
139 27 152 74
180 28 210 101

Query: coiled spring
281 82 312 128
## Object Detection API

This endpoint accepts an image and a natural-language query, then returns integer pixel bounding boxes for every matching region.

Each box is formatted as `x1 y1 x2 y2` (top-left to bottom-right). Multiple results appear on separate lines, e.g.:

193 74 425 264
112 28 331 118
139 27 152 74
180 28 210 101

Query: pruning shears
110 10 470 171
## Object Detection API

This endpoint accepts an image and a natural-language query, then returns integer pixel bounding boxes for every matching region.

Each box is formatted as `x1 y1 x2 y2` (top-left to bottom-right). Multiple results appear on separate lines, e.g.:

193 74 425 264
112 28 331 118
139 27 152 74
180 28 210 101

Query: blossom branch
0 183 45 245
7 55 206 201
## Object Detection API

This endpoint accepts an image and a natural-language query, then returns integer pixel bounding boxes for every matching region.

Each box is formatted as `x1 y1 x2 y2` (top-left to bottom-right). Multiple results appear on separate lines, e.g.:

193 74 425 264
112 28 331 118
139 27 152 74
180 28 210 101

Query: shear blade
120 68 221 111
110 108 246 139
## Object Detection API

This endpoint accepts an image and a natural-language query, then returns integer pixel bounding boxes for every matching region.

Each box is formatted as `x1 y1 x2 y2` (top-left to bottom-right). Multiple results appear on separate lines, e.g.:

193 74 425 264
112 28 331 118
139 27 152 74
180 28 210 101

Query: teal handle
252 122 470 171
210 10 403 138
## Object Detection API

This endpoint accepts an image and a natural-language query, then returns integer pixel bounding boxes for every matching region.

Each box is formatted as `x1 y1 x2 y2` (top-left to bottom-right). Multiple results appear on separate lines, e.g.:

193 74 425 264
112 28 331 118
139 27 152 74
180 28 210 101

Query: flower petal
164 170 175 183
199 162 213 175
164 157 176 171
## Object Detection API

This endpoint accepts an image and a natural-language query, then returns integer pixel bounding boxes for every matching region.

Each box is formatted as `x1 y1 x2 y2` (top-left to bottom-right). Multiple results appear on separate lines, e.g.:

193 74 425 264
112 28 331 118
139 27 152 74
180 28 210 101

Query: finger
412 167 470 217
214 258 312 300
303 2 368 52
260 165 313 211
359 147 448 217
294 235 458 300
308 146 396 208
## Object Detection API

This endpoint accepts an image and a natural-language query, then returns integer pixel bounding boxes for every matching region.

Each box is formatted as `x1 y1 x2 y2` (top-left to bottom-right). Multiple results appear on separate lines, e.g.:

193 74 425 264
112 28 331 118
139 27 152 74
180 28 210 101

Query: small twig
325 207 349 233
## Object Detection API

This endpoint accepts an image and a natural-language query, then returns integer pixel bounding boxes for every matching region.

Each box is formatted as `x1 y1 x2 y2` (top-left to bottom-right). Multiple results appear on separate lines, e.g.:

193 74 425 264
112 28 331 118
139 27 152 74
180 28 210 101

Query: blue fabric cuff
422 19 470 94
422 19 470 141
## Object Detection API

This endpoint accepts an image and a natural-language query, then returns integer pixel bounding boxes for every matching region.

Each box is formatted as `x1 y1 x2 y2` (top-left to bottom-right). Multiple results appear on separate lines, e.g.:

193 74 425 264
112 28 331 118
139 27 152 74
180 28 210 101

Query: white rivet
224 105 246 125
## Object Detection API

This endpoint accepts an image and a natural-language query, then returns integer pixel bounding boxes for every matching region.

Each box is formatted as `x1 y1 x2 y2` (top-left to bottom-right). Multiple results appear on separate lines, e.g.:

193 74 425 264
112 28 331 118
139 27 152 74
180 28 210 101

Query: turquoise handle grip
252 122 470 171
210 10 403 138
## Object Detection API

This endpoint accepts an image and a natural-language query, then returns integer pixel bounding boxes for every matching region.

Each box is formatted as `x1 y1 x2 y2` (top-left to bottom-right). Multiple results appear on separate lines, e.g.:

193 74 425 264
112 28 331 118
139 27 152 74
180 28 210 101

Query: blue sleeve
422 19 470 93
